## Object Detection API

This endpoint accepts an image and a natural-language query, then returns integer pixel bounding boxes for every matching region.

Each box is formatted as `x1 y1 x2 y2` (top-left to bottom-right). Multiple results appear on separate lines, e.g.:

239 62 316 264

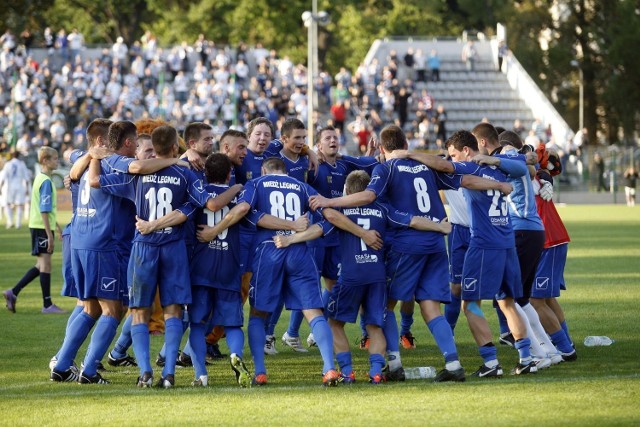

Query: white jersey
444 188 470 227
0 158 30 204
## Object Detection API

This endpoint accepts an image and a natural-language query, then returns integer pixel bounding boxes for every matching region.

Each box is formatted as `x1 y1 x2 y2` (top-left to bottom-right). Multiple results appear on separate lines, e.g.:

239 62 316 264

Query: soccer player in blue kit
403 130 538 376
275 170 452 383
200 157 340 386
310 125 511 382
89 125 231 388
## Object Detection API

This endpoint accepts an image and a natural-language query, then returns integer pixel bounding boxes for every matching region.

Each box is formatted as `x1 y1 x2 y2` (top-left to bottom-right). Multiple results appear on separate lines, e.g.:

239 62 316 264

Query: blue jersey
265 139 309 182
190 183 241 290
71 154 135 251
239 173 319 245
182 160 207 248
366 158 460 254
235 148 266 185
100 164 210 245
63 150 86 237
452 161 514 249
494 154 544 231
335 202 411 286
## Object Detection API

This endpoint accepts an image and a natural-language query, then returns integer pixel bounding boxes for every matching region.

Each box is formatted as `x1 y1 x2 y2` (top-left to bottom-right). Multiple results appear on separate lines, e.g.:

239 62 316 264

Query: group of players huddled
15 114 576 387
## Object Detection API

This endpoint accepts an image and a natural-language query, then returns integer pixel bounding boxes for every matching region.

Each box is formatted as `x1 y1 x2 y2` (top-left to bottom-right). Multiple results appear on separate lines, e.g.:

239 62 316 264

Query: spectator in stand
623 166 638 207
461 41 477 72
428 49 441 82
330 100 347 133
414 49 427 83
67 29 84 62
434 104 447 148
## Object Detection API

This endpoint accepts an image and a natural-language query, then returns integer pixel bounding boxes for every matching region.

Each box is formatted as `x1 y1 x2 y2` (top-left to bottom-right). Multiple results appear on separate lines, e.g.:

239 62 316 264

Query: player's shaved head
345 170 371 195
262 157 286 174
151 125 178 156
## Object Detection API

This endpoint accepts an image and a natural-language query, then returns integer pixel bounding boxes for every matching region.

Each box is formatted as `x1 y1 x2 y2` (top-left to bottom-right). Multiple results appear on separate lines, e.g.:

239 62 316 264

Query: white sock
387 351 402 370
15 206 23 228
4 206 13 227
522 302 558 354
514 303 546 359
445 360 461 371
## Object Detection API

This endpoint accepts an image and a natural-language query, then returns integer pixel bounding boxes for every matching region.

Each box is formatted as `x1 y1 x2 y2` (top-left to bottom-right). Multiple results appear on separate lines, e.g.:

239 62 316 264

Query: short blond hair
345 170 371 195
38 147 58 164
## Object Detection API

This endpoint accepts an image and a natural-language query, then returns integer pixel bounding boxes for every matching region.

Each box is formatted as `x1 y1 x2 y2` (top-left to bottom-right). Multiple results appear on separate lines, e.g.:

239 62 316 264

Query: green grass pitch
0 205 639 426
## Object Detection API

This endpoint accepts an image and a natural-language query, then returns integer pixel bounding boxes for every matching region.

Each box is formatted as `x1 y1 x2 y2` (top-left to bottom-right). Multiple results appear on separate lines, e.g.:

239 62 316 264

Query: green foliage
0 206 639 425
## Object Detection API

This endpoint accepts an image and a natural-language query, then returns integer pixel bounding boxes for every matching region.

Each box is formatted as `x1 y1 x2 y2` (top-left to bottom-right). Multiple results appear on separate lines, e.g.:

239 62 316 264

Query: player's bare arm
205 184 243 212
197 201 250 242
135 211 188 235
257 212 309 232
410 216 452 235
273 224 323 248
310 189 376 211
461 175 513 196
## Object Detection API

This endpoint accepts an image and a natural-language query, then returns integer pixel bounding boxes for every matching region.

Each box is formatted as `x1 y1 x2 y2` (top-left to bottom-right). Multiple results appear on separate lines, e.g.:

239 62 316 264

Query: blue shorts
249 242 322 313
531 244 568 298
128 240 191 308
447 224 470 285
240 229 256 274
72 248 123 301
327 281 386 326
461 247 522 301
386 249 450 303
189 286 243 327
61 233 78 298
189 245 242 292
310 245 341 281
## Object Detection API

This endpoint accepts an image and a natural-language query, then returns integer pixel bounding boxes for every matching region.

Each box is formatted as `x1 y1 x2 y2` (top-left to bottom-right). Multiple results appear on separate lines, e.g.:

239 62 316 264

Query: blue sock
427 315 459 363
56 305 84 359
286 310 304 337
496 307 510 335
131 323 152 376
188 322 207 378
400 309 414 335
309 316 335 373
82 315 120 376
225 326 244 358
336 351 352 376
248 316 267 375
359 314 368 337
266 299 284 336
560 320 573 346
163 317 183 377
111 314 133 359
382 310 400 352
515 338 532 361
321 289 330 319
158 343 166 358
369 353 385 378
444 292 461 332
56 312 96 371
479 343 498 364
550 330 574 354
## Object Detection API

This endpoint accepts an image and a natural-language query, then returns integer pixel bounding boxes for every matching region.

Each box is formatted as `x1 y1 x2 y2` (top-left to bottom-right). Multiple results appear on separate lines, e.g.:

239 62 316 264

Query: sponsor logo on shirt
355 253 379 264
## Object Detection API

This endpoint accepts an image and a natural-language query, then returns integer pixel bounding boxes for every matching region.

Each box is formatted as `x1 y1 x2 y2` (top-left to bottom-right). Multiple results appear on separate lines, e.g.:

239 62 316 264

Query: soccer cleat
191 375 208 387
369 374 383 384
42 304 66 314
3 289 16 313
79 371 110 384
230 354 251 388
137 371 154 388
511 361 538 375
322 369 340 387
155 354 166 367
156 374 175 388
206 343 227 360
548 352 564 365
400 332 417 349
499 332 515 348
534 357 552 370
252 373 268 386
51 368 79 382
561 350 577 362
382 365 406 382
434 367 466 382
176 351 193 367
108 353 137 367
472 364 503 378
338 372 356 384
49 356 58 371
282 332 308 352
358 335 370 350
306 333 317 347
264 335 278 355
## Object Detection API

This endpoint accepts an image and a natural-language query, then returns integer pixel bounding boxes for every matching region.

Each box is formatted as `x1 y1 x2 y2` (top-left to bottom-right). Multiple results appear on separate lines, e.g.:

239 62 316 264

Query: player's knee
464 301 485 318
